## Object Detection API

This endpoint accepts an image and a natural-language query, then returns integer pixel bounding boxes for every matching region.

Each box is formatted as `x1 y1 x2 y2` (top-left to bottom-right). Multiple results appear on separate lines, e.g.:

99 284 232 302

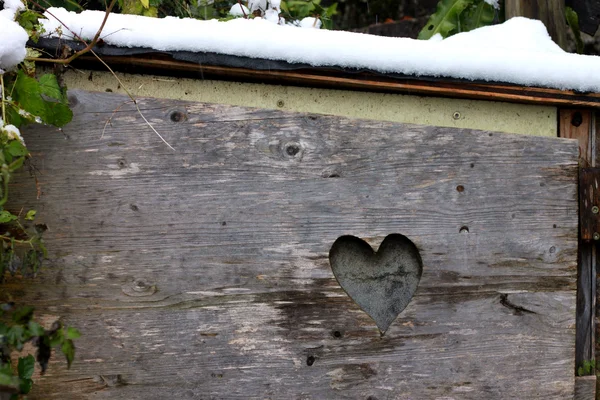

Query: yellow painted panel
62 69 557 137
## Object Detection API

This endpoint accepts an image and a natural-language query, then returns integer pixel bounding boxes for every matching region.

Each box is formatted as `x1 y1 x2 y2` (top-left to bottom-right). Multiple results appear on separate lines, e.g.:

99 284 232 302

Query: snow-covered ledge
39 9 600 93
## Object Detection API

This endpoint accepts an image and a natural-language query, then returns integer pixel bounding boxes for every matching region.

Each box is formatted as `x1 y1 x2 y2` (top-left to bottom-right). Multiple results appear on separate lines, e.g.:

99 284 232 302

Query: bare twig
89 50 175 150
0 74 6 125
30 1 175 150
101 100 131 138
237 0 247 18
29 0 118 65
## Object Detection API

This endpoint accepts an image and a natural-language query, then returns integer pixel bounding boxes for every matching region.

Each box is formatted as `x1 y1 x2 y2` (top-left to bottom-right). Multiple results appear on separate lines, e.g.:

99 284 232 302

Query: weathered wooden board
3 90 579 399
560 109 597 386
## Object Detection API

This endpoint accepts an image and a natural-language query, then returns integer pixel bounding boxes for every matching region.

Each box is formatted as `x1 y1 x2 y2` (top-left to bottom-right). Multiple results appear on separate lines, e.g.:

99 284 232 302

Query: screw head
452 111 461 120
277 100 285 108
594 232 600 241
593 206 599 214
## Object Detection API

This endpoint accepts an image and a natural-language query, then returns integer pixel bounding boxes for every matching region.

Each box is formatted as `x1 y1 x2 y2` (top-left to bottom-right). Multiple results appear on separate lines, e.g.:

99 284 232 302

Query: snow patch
38 8 600 92
299 16 321 29
0 0 25 21
0 0 28 71
484 0 500 9
228 3 249 17
1 124 25 145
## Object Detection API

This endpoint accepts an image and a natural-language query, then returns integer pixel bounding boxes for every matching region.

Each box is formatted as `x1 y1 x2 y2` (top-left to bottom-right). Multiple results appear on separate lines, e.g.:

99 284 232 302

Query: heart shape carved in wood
329 234 422 334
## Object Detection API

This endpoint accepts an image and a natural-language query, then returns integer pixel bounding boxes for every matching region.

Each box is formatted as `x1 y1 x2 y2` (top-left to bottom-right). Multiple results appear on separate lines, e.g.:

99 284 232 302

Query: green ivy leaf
11 70 73 128
49 327 64 347
0 211 18 224
44 102 73 127
66 326 81 339
17 355 35 380
12 306 34 324
566 7 584 54
12 71 47 120
8 156 25 173
460 0 495 33
16 10 40 33
61 339 75 369
7 140 29 157
39 74 65 102
0 366 18 390
25 210 36 221
7 325 25 349
418 0 474 39
19 377 33 394
28 321 45 336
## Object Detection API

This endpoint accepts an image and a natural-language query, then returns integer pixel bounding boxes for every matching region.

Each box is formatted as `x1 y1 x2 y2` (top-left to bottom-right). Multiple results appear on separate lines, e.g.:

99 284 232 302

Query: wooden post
559 109 597 399
505 0 568 50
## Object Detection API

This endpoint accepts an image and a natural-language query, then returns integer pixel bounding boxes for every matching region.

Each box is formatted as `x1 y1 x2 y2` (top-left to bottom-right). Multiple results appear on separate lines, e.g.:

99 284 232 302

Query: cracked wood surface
3 90 579 399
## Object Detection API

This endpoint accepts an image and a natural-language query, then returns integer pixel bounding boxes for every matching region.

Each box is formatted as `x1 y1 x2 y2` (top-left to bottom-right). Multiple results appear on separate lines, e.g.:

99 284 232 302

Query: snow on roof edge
39 8 600 93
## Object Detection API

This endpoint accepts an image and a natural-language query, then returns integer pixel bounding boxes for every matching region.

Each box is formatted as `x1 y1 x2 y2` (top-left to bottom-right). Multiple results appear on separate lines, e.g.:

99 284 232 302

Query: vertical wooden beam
560 109 596 400
505 0 567 50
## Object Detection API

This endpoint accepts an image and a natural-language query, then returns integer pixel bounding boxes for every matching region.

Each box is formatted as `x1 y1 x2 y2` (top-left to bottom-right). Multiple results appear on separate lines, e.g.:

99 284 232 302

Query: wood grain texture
3 90 579 399
574 376 597 400
560 109 593 166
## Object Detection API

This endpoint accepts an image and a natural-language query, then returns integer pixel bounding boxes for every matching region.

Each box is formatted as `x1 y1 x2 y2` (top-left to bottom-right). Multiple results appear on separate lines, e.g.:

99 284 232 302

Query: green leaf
25 210 36 221
418 0 474 40
38 74 65 102
8 156 25 173
12 306 34 324
66 326 81 340
460 0 495 33
566 7 584 54
49 327 64 347
28 321 45 336
7 325 25 348
7 140 29 157
11 70 73 128
19 377 33 394
0 367 18 390
0 211 18 224
140 0 149 8
17 355 35 380
61 339 75 368
16 10 40 32
12 71 47 120
44 102 73 127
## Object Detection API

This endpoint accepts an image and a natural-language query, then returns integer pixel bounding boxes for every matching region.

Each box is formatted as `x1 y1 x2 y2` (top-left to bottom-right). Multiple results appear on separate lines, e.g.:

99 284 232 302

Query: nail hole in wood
285 144 300 156
332 330 342 338
571 112 583 127
68 95 79 107
460 226 469 233
130 204 139 212
456 185 464 192
306 356 315 366
470 163 475 168
117 159 126 169
170 111 186 123
221 221 227 226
